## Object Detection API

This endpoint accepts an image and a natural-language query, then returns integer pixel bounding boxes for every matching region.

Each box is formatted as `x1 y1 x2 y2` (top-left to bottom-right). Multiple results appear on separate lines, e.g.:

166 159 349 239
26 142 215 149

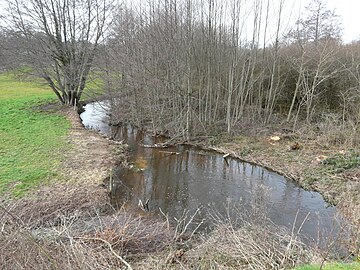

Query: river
80 101 342 247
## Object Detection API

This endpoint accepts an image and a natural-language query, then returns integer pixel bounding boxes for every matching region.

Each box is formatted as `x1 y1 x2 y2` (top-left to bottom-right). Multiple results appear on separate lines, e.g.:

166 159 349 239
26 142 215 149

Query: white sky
0 0 359 43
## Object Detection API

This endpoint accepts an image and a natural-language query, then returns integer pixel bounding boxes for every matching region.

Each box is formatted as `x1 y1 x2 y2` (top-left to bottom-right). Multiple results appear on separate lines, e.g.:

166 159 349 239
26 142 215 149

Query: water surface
81 101 341 245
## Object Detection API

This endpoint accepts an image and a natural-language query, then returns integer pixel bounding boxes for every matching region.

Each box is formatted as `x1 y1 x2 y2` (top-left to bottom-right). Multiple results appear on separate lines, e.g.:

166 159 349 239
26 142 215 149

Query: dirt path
61 107 117 187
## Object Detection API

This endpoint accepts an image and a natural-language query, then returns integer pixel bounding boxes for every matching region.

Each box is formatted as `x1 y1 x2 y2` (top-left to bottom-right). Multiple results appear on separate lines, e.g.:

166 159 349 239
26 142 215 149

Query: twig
159 207 170 230
74 236 133 270
173 208 202 241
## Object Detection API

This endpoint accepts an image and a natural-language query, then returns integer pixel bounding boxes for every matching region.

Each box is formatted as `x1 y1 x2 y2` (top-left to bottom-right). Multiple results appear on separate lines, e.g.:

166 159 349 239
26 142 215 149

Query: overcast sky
0 0 359 43
303 0 360 42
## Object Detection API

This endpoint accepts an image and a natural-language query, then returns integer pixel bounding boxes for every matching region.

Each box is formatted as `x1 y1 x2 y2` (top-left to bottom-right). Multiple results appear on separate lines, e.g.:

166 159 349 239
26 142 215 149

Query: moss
293 262 360 270
322 151 360 173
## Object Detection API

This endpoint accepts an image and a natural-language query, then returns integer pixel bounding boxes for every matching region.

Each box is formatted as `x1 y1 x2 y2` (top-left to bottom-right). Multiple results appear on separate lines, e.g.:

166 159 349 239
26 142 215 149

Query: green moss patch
293 262 360 270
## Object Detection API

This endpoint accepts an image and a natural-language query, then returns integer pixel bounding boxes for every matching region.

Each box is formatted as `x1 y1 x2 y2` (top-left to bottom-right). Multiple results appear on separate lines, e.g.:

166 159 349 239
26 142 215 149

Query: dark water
80 101 342 244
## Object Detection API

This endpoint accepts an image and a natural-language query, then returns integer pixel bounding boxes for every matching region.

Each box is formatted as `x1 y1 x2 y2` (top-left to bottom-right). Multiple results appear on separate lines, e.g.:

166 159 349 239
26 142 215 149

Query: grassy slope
0 73 70 196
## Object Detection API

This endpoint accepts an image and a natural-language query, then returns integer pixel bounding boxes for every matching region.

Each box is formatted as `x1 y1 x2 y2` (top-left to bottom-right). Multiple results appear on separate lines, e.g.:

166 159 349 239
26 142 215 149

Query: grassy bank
293 262 360 270
0 73 70 196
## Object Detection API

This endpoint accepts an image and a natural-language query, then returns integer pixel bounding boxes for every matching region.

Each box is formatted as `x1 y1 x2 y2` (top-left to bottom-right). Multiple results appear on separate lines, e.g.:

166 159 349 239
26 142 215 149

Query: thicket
99 0 360 145
1 0 359 145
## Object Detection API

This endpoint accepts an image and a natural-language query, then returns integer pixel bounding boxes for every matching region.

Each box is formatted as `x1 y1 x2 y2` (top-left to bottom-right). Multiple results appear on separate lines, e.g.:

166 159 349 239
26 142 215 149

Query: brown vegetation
0 104 357 269
97 0 359 255
0 106 171 269
134 219 314 269
1 0 359 267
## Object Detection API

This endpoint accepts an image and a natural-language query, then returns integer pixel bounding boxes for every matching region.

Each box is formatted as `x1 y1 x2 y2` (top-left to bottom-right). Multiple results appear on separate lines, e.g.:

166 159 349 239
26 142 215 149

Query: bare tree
2 0 113 106
289 0 342 43
102 0 359 144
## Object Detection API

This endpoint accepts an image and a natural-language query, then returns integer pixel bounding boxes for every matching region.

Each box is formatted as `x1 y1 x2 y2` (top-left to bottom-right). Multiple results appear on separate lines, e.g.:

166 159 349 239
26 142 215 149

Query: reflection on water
81 101 341 245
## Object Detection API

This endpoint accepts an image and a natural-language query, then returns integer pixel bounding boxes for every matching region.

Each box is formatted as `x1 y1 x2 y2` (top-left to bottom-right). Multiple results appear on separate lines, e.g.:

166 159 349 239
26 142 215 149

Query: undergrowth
322 151 360 173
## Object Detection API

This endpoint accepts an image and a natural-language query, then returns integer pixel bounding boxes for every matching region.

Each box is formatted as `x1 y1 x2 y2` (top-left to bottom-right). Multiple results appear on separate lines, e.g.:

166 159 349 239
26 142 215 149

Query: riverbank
1 96 357 268
209 132 359 201
16 105 120 217
205 133 359 229
177 130 357 260
0 70 118 207
0 99 174 269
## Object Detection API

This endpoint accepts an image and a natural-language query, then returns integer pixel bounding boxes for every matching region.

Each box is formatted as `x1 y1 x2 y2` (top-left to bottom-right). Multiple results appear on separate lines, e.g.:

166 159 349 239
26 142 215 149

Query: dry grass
314 113 360 147
2 184 355 270
211 118 359 234
133 205 317 270
186 223 311 269
0 199 172 270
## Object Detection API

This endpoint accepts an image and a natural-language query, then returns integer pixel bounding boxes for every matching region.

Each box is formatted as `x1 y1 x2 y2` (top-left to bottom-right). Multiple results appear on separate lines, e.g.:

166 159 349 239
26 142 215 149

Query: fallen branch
143 143 169 148
74 236 133 270
223 153 230 166
159 151 180 155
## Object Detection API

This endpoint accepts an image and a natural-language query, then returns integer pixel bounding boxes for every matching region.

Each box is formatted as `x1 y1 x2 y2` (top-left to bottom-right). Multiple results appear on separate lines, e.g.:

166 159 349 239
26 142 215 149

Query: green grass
0 73 70 196
293 262 360 270
322 151 360 173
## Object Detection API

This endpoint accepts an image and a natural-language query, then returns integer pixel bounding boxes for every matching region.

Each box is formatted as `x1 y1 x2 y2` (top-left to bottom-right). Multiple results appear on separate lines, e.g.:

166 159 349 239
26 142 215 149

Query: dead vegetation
184 223 310 269
1 195 324 270
0 201 172 270
201 121 360 262
132 205 320 270
1 103 357 269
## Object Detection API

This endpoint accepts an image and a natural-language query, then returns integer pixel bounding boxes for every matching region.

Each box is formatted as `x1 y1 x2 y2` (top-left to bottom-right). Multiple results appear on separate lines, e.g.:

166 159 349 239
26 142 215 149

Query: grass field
0 73 70 196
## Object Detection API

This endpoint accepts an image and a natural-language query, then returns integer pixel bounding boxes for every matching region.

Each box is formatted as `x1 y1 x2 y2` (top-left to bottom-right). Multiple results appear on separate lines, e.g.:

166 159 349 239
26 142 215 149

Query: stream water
80 101 343 246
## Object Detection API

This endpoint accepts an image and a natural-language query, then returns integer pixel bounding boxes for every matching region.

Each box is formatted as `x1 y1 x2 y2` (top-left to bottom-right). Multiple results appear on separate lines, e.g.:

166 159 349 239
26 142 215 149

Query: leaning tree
1 0 113 106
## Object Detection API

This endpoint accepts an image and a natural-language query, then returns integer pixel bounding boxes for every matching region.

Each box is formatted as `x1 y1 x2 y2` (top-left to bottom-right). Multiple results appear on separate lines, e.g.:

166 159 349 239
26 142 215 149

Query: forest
1 0 359 145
